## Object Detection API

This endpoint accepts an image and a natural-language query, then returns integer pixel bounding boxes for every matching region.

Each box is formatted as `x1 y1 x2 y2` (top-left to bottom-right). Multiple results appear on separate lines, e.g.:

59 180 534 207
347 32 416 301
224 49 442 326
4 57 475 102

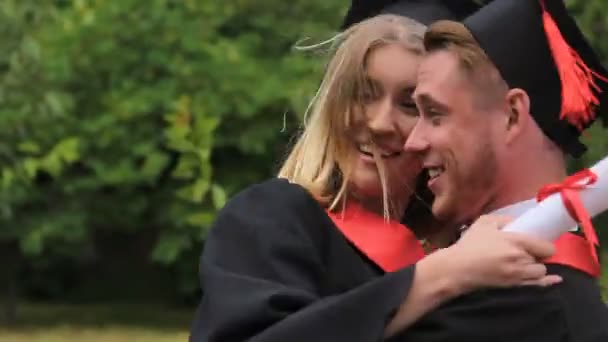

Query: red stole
327 201 425 272
545 232 600 277
327 199 600 277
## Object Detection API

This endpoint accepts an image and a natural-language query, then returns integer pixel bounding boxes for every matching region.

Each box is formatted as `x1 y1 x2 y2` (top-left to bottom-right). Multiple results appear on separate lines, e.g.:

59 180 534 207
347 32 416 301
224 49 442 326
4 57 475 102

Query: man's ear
504 88 531 144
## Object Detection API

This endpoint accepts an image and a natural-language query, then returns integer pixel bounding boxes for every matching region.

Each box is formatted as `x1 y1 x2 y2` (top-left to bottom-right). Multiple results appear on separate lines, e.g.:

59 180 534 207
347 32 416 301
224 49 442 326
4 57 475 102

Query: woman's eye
400 101 419 115
401 101 417 109
360 90 375 103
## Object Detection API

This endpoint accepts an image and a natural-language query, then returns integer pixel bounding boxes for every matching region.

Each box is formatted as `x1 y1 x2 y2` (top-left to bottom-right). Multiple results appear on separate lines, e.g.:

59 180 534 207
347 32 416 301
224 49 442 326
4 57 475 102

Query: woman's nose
367 100 395 134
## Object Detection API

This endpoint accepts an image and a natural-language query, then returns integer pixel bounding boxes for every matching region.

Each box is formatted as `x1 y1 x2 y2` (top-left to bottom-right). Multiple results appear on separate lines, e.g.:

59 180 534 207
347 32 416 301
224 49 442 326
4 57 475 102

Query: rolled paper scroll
503 154 608 243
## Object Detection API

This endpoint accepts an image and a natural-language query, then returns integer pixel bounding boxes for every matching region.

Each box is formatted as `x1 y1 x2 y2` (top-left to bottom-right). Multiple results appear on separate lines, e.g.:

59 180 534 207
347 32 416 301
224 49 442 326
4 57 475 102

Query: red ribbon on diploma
536 169 599 263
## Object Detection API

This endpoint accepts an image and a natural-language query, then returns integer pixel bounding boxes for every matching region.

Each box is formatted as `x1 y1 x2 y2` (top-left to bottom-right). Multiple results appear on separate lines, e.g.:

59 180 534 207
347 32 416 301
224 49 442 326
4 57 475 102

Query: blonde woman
189 2 560 341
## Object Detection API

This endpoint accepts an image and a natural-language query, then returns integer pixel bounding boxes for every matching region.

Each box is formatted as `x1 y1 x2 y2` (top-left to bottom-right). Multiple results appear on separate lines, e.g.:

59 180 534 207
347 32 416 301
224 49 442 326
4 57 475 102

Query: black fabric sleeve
395 284 569 342
189 179 416 342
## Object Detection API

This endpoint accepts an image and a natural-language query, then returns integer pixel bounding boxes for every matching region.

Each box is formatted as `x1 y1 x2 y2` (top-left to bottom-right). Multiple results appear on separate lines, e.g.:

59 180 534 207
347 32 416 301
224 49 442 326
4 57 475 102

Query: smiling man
400 0 608 341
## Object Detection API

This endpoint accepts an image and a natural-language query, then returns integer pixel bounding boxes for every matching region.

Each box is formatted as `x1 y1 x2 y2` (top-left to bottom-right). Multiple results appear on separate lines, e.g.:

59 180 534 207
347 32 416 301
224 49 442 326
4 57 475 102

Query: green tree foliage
0 0 344 301
1 0 608 305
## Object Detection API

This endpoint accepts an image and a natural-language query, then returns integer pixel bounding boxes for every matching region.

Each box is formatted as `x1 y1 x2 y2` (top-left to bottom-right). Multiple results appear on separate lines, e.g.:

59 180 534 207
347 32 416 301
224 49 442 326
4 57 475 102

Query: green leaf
22 158 39 179
1 169 15 189
211 184 226 209
45 92 64 115
140 151 170 180
172 154 199 179
51 137 80 164
193 115 220 140
176 178 210 203
151 233 191 265
191 178 210 203
17 141 41 154
41 154 62 176
185 211 216 227
0 1 16 18
22 35 41 61
21 229 44 256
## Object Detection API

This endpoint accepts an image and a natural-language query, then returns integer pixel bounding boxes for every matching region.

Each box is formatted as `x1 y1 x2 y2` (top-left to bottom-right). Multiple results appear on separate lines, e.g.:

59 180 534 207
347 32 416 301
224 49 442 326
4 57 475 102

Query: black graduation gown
189 178 415 342
190 177 608 342
391 216 608 342
392 258 608 342
391 262 608 342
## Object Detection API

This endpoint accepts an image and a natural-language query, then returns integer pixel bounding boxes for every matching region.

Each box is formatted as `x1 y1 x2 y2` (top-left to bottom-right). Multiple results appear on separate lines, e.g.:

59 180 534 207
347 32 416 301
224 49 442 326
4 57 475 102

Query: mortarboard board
341 0 483 30
461 0 608 157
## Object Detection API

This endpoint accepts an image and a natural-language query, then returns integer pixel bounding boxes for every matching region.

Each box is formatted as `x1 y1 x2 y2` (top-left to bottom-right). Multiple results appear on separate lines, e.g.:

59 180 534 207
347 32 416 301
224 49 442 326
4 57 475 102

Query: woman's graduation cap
462 0 608 157
341 0 482 29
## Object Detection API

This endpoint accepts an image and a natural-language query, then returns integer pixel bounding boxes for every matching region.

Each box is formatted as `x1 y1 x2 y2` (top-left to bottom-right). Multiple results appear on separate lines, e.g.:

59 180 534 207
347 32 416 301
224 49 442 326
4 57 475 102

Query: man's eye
430 114 442 126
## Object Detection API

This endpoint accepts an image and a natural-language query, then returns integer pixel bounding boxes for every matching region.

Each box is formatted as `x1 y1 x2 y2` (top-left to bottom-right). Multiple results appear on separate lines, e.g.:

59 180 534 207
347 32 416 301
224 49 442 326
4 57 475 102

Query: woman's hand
444 215 562 296
385 216 562 337
384 214 562 338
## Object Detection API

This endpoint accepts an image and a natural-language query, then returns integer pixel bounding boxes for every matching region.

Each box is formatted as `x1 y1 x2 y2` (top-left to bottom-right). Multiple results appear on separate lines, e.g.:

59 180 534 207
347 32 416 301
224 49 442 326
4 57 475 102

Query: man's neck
481 156 568 216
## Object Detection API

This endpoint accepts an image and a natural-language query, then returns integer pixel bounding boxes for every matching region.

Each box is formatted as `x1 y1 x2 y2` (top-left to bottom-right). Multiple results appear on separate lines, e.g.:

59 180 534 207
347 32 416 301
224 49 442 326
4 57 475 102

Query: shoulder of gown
189 178 417 342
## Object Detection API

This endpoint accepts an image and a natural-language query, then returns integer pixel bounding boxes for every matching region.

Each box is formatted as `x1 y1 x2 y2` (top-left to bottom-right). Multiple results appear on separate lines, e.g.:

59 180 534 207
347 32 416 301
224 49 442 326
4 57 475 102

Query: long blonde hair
278 14 426 214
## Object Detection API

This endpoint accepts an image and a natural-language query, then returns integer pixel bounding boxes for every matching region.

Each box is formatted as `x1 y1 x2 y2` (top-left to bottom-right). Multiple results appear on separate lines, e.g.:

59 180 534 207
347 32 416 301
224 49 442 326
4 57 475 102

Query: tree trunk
1 242 20 325
4 273 17 325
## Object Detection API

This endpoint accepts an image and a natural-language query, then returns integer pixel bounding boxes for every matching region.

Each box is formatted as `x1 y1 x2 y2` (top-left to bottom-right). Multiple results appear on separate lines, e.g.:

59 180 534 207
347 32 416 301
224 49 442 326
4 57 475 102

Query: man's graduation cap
462 0 608 157
341 0 482 30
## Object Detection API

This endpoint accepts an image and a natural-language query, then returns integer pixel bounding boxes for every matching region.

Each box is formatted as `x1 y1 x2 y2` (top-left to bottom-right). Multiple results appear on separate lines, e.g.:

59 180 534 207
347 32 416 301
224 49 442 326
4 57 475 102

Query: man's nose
403 122 430 153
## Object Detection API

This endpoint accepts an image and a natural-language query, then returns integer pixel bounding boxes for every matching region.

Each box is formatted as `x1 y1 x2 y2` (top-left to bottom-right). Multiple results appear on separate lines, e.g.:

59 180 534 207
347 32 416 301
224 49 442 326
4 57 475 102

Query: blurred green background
1 0 607 341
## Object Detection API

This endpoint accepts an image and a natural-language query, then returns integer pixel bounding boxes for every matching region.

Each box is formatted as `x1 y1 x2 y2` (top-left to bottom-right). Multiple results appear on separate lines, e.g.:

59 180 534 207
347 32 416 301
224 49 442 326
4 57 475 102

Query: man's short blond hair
424 20 508 109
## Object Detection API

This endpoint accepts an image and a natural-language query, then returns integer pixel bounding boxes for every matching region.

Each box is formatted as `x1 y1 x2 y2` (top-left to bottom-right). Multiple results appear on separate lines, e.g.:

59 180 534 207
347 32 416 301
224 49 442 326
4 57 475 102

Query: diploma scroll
502 155 608 241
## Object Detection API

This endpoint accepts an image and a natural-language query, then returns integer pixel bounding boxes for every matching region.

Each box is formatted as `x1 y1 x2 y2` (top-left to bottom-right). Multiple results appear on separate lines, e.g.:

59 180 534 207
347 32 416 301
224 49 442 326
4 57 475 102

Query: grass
0 327 189 342
0 302 194 342
1 252 606 342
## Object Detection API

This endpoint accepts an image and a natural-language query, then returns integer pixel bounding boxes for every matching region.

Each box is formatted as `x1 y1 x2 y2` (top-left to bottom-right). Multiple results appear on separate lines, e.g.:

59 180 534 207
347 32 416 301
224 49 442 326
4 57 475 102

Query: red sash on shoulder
327 201 426 272
545 232 600 277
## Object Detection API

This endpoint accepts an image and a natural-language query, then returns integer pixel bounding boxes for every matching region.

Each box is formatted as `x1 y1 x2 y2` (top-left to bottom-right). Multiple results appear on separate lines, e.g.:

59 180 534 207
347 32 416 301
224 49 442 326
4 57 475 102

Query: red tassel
540 0 608 131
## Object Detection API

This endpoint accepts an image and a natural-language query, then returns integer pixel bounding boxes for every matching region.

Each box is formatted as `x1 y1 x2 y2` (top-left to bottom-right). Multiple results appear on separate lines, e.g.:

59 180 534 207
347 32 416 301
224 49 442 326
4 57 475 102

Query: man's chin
430 197 455 222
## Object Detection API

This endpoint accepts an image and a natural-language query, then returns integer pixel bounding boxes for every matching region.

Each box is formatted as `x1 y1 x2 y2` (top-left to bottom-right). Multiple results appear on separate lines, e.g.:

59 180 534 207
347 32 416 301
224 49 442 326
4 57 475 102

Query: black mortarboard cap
341 0 482 30
462 0 608 157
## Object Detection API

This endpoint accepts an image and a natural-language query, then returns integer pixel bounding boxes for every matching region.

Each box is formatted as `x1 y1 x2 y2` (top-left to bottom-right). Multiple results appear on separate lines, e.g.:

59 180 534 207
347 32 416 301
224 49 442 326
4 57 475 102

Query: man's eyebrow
415 93 450 113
